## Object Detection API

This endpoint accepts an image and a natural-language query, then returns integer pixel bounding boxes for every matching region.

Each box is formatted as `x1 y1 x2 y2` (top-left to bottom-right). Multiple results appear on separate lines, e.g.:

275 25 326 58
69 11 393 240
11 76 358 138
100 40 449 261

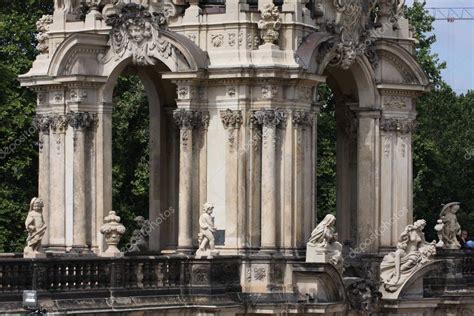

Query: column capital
380 117 417 134
33 114 52 133
173 109 209 130
67 111 98 130
292 110 313 128
220 109 243 130
50 114 69 134
250 108 288 128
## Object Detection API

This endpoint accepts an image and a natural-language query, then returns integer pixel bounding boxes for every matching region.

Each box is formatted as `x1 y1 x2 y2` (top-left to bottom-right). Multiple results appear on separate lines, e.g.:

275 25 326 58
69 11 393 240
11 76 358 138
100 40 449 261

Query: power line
426 7 474 22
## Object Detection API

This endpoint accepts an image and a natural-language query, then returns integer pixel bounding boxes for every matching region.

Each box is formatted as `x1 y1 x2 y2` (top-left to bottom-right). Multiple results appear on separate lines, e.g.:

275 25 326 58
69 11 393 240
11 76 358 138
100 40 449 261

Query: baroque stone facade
18 0 435 314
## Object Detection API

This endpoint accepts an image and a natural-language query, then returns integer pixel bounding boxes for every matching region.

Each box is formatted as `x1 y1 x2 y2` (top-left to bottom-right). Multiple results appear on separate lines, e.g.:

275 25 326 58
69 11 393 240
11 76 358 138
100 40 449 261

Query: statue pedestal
195 249 219 259
306 244 329 263
23 252 46 259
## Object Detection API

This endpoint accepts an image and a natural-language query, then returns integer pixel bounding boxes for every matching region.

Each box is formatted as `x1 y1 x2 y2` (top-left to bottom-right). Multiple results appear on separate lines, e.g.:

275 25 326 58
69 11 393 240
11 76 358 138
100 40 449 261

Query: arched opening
315 56 379 251
109 62 179 253
317 70 360 247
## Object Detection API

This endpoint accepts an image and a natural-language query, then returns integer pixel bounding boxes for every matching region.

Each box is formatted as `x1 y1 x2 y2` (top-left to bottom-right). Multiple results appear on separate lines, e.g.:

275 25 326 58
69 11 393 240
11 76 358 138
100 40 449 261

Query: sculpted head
134 216 145 226
202 202 214 214
30 197 44 213
441 202 461 216
126 19 152 44
321 214 336 227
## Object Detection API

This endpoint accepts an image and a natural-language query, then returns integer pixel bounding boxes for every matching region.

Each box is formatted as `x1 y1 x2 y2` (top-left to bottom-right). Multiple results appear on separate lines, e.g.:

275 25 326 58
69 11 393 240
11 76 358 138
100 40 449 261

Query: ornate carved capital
220 109 243 130
380 117 416 134
67 112 97 130
50 114 69 134
173 109 195 130
292 111 313 128
33 115 52 134
173 109 208 130
250 109 287 128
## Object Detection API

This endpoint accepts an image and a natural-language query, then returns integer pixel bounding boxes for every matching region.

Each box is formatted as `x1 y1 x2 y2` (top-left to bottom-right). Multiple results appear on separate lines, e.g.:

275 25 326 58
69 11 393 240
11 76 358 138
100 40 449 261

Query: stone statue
196 202 219 259
436 202 461 249
24 198 47 258
380 219 436 293
306 214 343 272
54 0 81 14
100 211 126 257
128 216 150 252
434 219 444 248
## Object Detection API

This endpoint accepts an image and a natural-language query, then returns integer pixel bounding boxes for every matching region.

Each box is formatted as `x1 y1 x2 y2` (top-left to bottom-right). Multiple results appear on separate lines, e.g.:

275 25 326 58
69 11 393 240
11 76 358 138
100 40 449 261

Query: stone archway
20 3 209 254
296 1 429 252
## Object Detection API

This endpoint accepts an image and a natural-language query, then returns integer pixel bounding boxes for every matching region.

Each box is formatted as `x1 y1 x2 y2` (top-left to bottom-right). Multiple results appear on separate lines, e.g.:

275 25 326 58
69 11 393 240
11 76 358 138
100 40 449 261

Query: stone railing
0 255 241 304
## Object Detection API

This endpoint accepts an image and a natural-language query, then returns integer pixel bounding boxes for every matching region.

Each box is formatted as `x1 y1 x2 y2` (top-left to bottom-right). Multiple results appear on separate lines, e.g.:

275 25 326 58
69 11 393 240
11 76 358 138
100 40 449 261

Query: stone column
380 116 416 247
292 111 313 247
33 114 52 248
173 109 197 253
335 103 358 245
49 114 69 251
356 108 381 252
248 118 262 250
221 109 243 250
68 112 95 252
94 104 112 253
252 109 287 251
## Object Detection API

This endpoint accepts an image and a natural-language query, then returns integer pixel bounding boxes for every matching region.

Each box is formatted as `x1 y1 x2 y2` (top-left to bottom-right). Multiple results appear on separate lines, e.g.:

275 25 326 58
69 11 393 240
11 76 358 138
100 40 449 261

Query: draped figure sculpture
380 219 436 293
436 202 461 249
306 214 343 272
196 203 219 259
24 197 47 258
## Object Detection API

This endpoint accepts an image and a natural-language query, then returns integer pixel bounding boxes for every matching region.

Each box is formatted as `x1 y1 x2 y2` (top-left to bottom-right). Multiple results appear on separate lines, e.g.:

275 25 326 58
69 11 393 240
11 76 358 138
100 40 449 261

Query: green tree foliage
413 87 474 240
0 0 53 252
404 1 446 85
316 85 337 218
112 75 150 245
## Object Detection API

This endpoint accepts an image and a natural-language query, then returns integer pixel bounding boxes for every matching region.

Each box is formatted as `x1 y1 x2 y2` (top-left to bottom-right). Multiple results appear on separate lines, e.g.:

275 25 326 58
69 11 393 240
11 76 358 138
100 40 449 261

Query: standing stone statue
24 198 47 258
306 214 343 272
128 216 150 252
436 202 462 249
196 203 219 259
380 219 436 293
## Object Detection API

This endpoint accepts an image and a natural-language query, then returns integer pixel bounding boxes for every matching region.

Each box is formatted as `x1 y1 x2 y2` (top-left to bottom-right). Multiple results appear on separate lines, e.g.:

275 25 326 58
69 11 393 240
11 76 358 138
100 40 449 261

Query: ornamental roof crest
101 3 173 66
320 0 404 69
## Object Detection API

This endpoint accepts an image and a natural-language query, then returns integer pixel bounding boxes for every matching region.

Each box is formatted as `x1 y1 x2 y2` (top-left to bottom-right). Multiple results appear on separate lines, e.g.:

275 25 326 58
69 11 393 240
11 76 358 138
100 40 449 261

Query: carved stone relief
101 4 173 66
258 4 281 45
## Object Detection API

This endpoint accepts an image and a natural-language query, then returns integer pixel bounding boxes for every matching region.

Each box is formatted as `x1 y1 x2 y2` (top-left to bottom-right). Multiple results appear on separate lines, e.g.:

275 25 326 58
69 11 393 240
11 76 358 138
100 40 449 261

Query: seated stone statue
128 216 150 252
306 214 343 272
196 202 219 259
380 219 436 293
437 202 461 249
24 197 47 258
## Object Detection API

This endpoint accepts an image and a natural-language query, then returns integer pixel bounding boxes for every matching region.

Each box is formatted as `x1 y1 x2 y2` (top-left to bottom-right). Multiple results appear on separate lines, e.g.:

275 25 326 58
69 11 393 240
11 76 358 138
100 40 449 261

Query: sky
407 0 474 93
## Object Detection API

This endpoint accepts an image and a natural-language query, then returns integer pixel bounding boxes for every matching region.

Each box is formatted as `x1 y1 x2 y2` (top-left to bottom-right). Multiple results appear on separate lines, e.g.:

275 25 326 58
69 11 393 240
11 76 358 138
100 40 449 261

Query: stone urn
100 211 126 257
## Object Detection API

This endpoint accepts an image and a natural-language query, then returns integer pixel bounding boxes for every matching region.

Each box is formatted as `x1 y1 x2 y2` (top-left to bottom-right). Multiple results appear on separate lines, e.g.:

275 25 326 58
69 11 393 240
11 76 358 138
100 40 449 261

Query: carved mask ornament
104 4 172 66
